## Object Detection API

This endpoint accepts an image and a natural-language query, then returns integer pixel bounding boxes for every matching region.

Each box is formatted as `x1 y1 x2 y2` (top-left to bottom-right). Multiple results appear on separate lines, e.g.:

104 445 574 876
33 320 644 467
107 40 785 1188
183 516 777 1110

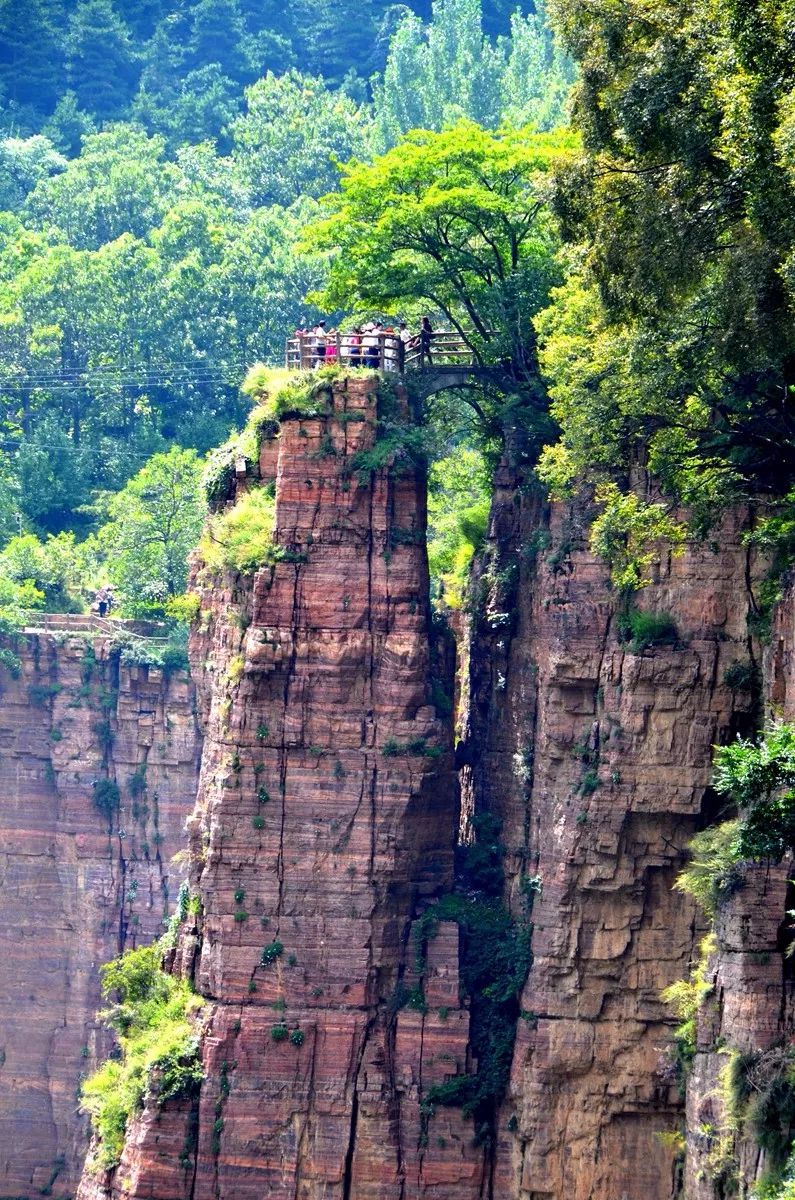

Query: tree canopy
537 0 795 524
306 121 575 379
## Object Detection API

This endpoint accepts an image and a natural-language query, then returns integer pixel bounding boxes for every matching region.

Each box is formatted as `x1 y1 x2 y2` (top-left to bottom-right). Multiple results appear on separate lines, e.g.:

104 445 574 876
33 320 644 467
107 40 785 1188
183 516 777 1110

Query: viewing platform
284 328 495 393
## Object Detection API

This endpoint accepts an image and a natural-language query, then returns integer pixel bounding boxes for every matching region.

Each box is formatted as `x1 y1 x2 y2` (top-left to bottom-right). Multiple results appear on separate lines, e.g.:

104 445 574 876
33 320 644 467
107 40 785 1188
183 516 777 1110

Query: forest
1 0 794 634
0 0 573 630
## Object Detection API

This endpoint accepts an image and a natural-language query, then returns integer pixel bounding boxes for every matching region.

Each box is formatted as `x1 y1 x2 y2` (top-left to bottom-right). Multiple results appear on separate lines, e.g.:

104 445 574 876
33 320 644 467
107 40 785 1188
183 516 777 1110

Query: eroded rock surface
461 486 762 1200
0 631 200 1198
78 378 470 1200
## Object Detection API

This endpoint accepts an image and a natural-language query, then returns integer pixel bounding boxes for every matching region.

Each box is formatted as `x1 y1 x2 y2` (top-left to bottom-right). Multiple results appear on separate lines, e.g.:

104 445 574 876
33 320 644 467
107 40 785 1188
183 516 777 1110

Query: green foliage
260 940 283 965
723 660 757 693
535 0 795 522
199 486 276 574
305 121 574 380
289 1028 304 1047
232 71 372 206
417 890 532 1131
111 625 190 674
676 723 795 923
587 483 686 592
382 736 442 758
270 1023 288 1042
81 943 203 1169
427 447 491 608
674 821 744 919
165 593 201 624
373 0 574 151
92 778 121 822
415 813 532 1136
660 933 716 1088
0 531 85 613
617 606 679 653
95 448 205 616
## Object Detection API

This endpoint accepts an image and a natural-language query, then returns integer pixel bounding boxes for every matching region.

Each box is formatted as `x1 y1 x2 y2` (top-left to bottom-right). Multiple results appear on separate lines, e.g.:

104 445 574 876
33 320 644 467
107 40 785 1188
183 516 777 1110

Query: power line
0 354 282 388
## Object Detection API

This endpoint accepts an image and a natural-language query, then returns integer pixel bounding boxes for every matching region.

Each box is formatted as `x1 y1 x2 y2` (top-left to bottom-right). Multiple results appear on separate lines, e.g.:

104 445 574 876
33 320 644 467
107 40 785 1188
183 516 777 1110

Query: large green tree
538 0 795 513
372 0 574 151
65 0 139 116
306 120 573 380
231 70 372 206
95 446 205 611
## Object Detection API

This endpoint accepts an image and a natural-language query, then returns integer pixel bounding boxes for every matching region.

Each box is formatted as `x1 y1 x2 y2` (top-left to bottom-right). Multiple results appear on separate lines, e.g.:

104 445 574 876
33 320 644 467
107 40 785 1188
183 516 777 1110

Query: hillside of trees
0 0 571 619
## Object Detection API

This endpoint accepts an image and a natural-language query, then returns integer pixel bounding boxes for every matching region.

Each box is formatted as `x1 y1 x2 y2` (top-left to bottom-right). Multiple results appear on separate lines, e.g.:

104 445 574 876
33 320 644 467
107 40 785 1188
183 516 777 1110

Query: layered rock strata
461 482 763 1200
79 378 473 1200
0 630 200 1199
71 383 788 1200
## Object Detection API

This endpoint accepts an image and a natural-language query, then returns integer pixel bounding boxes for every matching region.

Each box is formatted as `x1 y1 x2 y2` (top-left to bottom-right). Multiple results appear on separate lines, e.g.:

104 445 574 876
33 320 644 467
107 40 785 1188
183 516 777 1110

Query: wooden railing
284 329 479 373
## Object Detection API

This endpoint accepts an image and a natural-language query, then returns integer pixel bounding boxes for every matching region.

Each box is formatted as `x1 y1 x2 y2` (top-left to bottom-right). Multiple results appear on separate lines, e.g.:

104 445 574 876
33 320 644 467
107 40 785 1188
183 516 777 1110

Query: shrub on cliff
616 606 679 653
676 724 795 925
674 821 744 918
81 943 204 1170
199 487 277 574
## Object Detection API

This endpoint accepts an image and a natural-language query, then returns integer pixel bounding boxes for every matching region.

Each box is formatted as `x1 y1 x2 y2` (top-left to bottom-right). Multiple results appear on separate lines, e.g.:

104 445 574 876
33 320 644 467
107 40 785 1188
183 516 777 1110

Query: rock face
70 378 791 1200
0 630 200 1199
78 378 470 1200
460 479 763 1200
682 590 795 1199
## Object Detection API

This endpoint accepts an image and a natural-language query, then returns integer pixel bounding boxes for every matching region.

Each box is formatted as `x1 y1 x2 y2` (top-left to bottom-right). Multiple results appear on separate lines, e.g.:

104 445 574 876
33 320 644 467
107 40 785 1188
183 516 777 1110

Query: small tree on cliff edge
303 120 576 388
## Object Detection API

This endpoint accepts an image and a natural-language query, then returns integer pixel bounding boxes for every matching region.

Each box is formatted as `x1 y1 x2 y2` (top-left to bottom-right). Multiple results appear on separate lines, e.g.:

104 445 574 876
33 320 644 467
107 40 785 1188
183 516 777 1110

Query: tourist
362 322 380 369
311 320 327 368
383 323 399 371
325 331 339 363
398 321 412 370
341 327 362 365
419 316 433 365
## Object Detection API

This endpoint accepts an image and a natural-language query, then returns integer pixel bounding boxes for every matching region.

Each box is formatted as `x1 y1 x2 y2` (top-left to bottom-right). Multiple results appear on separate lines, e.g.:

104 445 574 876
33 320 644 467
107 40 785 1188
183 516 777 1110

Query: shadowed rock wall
682 588 795 1198
460 477 763 1200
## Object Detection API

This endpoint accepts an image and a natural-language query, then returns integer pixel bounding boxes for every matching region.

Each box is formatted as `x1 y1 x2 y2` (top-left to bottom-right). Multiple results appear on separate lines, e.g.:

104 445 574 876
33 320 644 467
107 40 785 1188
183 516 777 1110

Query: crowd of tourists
293 317 434 370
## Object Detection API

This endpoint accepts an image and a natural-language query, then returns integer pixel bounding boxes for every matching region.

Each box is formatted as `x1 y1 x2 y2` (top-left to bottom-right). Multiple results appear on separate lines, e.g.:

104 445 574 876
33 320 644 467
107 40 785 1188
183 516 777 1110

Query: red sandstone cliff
0 629 200 1199
460 477 764 1200
72 380 792 1200
77 377 477 1200
680 592 795 1198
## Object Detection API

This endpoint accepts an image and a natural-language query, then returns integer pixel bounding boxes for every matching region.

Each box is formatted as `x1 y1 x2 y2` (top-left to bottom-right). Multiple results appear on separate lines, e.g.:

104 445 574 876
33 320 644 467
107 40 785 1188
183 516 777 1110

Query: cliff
72 377 794 1200
77 376 477 1200
460 478 763 1199
681 593 795 1199
0 626 200 1199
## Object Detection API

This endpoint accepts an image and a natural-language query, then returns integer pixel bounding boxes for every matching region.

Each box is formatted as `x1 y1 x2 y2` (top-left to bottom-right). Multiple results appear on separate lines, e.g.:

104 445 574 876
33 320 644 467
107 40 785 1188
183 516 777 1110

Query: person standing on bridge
419 316 434 366
311 320 327 368
398 321 411 371
362 322 380 370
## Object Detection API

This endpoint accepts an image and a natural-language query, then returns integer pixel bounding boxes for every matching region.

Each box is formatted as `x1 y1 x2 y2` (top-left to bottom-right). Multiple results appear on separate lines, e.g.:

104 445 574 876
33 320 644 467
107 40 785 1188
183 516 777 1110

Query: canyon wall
461 477 765 1200
0 627 200 1200
71 376 793 1200
681 593 795 1199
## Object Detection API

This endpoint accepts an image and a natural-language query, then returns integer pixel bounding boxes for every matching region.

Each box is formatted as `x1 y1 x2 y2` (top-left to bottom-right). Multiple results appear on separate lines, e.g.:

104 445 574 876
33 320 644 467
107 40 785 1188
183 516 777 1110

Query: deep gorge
0 376 783 1199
